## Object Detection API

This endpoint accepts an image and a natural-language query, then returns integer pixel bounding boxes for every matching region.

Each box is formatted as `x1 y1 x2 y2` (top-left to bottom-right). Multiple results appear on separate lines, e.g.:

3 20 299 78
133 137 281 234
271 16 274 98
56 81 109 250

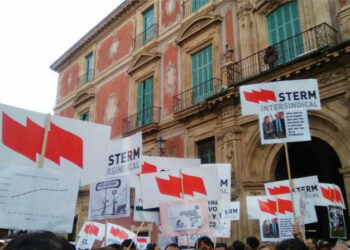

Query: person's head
257 243 275 250
264 116 270 123
305 238 317 250
276 238 308 250
147 243 157 250
232 240 245 250
246 237 260 250
121 239 136 250
196 236 214 250
165 243 180 250
4 231 74 250
215 243 227 250
107 243 121 250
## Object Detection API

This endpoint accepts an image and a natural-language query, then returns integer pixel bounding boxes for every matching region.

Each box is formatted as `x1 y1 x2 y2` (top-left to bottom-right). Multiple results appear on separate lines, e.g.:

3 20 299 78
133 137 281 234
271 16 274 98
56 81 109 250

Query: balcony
123 106 161 135
174 78 222 114
77 69 94 88
133 24 158 51
227 22 337 86
182 0 209 19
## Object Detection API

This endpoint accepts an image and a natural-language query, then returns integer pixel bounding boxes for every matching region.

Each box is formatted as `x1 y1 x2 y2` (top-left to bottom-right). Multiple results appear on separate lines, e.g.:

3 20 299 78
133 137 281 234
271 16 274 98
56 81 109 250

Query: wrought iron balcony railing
78 69 94 88
133 24 158 51
227 22 337 86
174 78 222 114
123 106 161 134
182 0 209 19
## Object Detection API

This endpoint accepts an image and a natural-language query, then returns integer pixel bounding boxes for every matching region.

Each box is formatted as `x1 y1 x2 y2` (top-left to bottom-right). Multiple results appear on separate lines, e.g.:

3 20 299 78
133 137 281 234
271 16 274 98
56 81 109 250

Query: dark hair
232 240 245 250
215 243 227 250
196 236 214 248
4 231 74 250
165 243 180 250
121 239 136 250
246 237 259 249
147 243 157 250
276 239 308 250
107 243 121 250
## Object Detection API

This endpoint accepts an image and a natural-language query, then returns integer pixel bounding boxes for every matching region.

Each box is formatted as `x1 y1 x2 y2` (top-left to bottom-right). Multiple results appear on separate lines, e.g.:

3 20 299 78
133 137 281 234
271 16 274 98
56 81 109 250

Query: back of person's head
246 237 260 250
316 240 332 250
165 243 180 250
276 238 308 250
147 243 157 250
4 231 74 250
196 236 214 249
215 243 227 250
107 243 121 250
257 243 275 250
232 240 245 250
121 239 136 250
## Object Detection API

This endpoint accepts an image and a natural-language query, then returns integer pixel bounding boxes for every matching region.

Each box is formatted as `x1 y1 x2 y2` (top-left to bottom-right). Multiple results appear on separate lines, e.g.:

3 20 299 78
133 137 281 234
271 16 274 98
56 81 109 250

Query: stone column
337 1 350 41
338 165 350 218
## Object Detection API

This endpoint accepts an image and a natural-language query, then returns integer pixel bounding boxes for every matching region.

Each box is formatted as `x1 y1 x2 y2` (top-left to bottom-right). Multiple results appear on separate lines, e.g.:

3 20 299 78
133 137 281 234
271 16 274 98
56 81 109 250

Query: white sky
0 0 124 114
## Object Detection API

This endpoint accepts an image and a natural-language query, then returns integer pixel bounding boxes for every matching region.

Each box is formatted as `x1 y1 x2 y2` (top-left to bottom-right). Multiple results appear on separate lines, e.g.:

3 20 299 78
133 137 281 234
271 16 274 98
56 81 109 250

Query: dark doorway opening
275 137 348 241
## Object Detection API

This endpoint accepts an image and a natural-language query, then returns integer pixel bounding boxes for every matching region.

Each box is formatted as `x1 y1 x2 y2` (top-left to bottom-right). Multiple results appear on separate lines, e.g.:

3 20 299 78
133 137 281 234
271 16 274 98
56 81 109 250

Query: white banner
220 201 240 220
106 223 136 245
0 103 111 185
78 221 106 241
0 163 79 233
239 79 321 115
89 176 130 220
136 236 151 250
259 109 311 144
259 214 294 242
107 132 142 178
319 183 346 209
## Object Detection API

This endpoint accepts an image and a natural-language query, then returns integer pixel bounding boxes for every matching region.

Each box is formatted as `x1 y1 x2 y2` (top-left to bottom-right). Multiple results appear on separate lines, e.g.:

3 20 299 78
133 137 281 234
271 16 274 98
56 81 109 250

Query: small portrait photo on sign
328 205 346 239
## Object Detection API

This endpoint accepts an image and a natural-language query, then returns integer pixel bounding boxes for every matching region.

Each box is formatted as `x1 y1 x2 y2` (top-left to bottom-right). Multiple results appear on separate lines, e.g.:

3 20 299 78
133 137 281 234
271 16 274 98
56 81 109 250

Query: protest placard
89 175 130 220
159 198 209 237
239 79 321 115
75 235 95 250
319 183 346 209
328 205 346 239
0 103 111 185
220 201 240 220
259 214 294 242
78 221 106 241
136 236 150 250
0 163 79 233
106 223 136 245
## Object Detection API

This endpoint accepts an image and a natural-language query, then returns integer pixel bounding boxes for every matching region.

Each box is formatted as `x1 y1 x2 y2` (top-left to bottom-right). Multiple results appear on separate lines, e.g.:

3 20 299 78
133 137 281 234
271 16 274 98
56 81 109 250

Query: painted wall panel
163 42 178 116
164 135 184 157
161 0 181 29
58 105 74 118
60 63 80 99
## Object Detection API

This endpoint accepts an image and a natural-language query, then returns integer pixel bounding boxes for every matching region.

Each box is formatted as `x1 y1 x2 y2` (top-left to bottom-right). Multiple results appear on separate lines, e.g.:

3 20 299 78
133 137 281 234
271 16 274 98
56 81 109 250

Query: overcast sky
0 0 124 114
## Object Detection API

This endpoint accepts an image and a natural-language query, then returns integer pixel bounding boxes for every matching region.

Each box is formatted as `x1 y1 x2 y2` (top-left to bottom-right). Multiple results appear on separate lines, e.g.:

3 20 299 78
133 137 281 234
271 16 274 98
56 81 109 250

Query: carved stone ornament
165 0 176 16
128 53 161 75
104 93 119 125
109 38 119 59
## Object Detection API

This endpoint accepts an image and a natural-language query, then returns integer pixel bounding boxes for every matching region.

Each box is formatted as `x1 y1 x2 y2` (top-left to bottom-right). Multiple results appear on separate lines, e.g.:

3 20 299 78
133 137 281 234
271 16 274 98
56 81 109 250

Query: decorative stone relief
226 142 233 161
109 38 119 59
165 0 176 16
104 93 119 125
165 61 177 95
67 73 72 86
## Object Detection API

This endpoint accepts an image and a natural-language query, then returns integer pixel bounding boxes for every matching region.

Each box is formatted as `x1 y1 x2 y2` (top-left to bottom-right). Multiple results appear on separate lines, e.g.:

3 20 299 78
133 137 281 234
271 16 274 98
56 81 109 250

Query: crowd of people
1 226 350 250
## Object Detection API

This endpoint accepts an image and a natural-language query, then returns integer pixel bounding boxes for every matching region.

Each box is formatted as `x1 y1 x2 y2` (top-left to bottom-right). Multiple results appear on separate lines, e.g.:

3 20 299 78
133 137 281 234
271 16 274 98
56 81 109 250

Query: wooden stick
128 221 145 250
284 143 297 221
332 183 336 206
214 237 217 250
38 113 51 168
104 219 108 247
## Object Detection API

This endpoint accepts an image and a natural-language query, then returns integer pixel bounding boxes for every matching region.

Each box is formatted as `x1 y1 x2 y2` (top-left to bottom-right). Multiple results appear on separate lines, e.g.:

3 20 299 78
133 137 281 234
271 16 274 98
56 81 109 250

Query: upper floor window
192 45 213 104
137 77 153 127
85 53 93 83
80 111 90 121
143 7 154 45
197 137 215 164
267 1 303 65
192 0 209 12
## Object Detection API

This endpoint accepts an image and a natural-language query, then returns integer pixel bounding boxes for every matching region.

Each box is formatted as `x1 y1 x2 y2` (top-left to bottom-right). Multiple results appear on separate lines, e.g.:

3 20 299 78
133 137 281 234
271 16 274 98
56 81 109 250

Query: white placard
106 223 136 245
260 214 294 242
239 79 321 115
75 235 95 250
78 221 106 241
89 175 130 220
220 201 240 220
0 163 79 233
319 183 346 209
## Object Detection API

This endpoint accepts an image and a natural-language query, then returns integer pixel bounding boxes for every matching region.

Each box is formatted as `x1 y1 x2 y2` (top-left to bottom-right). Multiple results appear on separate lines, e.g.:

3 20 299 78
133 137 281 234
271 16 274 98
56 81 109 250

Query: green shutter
192 0 209 12
85 53 93 83
192 45 213 104
267 1 303 65
137 77 153 127
80 112 89 121
137 82 144 127
143 7 154 45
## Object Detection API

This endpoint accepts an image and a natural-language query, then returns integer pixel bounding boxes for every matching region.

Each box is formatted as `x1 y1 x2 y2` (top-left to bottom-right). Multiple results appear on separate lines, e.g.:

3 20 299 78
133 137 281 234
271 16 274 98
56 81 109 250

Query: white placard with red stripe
140 166 220 209
0 103 111 185
239 79 321 115
106 223 136 245
319 183 346 209
78 221 106 241
136 236 150 250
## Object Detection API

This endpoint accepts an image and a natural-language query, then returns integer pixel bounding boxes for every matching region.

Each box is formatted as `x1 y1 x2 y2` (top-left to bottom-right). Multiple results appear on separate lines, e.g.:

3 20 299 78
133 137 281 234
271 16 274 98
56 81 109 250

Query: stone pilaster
337 2 350 41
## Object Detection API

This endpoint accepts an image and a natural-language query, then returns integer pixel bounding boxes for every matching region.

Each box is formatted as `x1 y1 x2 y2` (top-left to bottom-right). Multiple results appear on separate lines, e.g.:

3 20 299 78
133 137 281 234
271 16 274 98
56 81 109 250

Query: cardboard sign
259 214 294 242
89 176 130 220
76 235 95 250
140 166 220 209
78 221 106 241
159 198 209 237
0 103 111 185
106 223 136 245
220 201 240 220
0 163 79 233
107 132 142 178
239 79 321 115
136 236 151 250
259 109 311 144
319 183 346 209
328 205 346 239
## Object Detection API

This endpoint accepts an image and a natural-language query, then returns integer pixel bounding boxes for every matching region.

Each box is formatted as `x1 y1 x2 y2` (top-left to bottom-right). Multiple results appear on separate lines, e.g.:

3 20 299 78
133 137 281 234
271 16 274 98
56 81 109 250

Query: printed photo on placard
328 205 346 239
259 214 294 242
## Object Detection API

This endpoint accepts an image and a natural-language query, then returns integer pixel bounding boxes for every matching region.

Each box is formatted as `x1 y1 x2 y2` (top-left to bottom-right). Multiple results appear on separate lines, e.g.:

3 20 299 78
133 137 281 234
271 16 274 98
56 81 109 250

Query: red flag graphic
243 89 276 103
137 238 147 243
321 186 343 203
2 112 83 168
258 199 277 215
277 198 293 214
268 185 290 195
156 174 207 198
137 161 157 176
110 227 129 240
84 224 99 236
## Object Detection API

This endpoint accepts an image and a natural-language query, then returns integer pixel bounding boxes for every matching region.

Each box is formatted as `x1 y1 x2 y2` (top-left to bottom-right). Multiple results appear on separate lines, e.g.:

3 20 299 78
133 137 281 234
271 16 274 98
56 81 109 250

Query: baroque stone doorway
274 137 348 241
